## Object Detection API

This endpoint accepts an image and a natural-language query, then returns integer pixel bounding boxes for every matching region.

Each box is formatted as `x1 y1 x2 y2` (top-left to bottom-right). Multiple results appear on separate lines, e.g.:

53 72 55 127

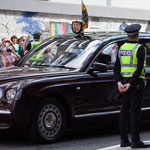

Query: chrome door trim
0 110 11 115
75 107 150 118
75 110 120 118
142 107 150 111
0 123 10 129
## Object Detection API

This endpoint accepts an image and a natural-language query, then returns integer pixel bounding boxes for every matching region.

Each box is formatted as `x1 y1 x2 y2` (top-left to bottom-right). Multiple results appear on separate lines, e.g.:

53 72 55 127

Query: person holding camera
3 47 20 67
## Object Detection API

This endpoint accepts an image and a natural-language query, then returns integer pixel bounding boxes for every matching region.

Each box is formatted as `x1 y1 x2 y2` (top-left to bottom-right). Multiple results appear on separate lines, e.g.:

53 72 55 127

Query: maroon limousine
0 32 150 143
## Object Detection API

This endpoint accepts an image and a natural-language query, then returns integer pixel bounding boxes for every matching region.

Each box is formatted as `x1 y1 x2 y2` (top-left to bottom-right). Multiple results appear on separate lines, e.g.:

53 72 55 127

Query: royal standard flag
82 1 89 31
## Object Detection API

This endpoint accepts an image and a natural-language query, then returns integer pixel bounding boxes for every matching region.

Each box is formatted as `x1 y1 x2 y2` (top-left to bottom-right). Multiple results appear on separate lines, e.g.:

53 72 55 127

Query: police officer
24 32 41 55
114 24 150 148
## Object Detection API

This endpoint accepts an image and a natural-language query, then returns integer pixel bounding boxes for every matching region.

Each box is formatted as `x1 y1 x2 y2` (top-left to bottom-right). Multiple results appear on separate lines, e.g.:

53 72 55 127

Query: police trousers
119 79 144 142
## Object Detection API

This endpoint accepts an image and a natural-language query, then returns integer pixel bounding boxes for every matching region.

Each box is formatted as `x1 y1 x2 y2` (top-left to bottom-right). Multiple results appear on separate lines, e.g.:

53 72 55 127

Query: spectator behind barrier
0 49 5 67
10 35 19 54
18 38 24 58
3 47 20 67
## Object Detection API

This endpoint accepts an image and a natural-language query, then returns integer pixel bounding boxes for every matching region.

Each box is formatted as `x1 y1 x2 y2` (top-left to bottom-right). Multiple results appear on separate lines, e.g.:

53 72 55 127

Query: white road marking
97 144 120 150
97 141 150 150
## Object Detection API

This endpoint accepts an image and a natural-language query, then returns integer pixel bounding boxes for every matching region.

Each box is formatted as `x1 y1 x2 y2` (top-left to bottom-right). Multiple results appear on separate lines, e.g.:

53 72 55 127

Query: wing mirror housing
88 62 107 76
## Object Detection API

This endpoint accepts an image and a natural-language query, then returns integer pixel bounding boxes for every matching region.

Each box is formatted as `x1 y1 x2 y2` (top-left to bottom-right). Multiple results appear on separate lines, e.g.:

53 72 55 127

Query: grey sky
51 0 150 10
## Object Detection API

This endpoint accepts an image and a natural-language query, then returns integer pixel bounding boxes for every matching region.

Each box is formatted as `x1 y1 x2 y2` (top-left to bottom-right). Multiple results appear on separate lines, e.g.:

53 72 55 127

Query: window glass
102 43 118 63
91 43 119 72
23 38 102 69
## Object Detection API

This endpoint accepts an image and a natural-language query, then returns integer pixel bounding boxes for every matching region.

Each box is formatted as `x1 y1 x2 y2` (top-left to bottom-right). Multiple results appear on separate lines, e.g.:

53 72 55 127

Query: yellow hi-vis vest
29 40 43 61
30 40 41 50
29 49 45 61
119 43 146 79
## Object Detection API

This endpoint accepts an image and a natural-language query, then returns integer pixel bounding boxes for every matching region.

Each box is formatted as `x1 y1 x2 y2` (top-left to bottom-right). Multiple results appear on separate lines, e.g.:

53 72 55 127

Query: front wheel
30 98 67 144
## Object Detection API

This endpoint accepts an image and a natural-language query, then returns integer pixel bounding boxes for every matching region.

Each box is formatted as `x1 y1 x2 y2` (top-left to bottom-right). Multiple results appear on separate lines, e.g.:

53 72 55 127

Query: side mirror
88 62 107 76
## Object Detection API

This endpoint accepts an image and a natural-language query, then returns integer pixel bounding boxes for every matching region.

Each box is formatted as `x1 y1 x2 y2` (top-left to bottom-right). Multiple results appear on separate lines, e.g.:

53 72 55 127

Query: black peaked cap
125 24 141 35
33 32 41 37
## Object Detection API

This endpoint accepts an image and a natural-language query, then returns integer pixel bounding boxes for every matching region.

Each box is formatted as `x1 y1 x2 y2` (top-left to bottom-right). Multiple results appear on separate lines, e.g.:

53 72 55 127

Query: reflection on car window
23 37 101 69
65 40 102 69
25 41 59 66
102 43 118 63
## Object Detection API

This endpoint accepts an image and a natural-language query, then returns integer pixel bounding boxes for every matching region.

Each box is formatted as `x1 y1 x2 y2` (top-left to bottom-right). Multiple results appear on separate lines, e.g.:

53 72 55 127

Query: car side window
93 43 118 71
102 43 118 64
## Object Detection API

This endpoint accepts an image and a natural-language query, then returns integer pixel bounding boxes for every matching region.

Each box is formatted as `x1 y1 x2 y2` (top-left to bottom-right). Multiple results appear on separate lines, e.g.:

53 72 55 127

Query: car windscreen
23 37 102 69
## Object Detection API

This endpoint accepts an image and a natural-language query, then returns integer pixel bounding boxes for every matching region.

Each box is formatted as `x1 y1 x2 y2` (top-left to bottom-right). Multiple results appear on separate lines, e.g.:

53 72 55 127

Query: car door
83 71 117 113
71 43 120 116
67 71 118 116
82 43 120 114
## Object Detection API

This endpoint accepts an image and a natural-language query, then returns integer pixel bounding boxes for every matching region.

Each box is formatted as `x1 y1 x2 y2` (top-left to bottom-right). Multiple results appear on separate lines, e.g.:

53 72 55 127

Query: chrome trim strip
75 110 120 118
0 110 11 115
0 125 10 129
0 127 10 129
142 107 150 111
75 107 150 118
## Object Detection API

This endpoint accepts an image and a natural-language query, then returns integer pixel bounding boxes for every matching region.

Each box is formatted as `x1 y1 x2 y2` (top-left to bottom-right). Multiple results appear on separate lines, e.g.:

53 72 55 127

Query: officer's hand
123 83 131 92
117 82 126 93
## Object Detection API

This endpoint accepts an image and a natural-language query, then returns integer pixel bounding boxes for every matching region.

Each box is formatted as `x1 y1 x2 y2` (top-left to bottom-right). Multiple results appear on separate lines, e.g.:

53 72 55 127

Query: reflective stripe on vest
119 43 146 79
30 41 41 50
29 49 44 61
122 72 145 77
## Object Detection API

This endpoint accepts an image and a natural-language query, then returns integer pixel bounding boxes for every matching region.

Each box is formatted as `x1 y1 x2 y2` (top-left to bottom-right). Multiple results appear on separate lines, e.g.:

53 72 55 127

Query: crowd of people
0 32 41 68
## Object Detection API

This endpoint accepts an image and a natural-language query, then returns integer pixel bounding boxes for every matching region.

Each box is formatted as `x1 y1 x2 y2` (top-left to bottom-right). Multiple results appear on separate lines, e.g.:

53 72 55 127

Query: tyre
30 98 67 144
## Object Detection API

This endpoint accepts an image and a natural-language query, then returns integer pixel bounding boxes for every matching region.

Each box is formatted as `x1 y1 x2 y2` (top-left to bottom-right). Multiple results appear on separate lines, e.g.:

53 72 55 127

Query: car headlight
6 89 17 101
0 88 3 99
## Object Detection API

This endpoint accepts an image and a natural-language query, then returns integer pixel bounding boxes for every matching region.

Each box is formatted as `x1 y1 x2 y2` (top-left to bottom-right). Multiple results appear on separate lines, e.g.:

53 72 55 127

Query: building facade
0 0 150 39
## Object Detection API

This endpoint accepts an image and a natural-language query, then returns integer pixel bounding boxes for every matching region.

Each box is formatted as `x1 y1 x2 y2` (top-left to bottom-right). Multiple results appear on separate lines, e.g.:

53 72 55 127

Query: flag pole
81 0 83 20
